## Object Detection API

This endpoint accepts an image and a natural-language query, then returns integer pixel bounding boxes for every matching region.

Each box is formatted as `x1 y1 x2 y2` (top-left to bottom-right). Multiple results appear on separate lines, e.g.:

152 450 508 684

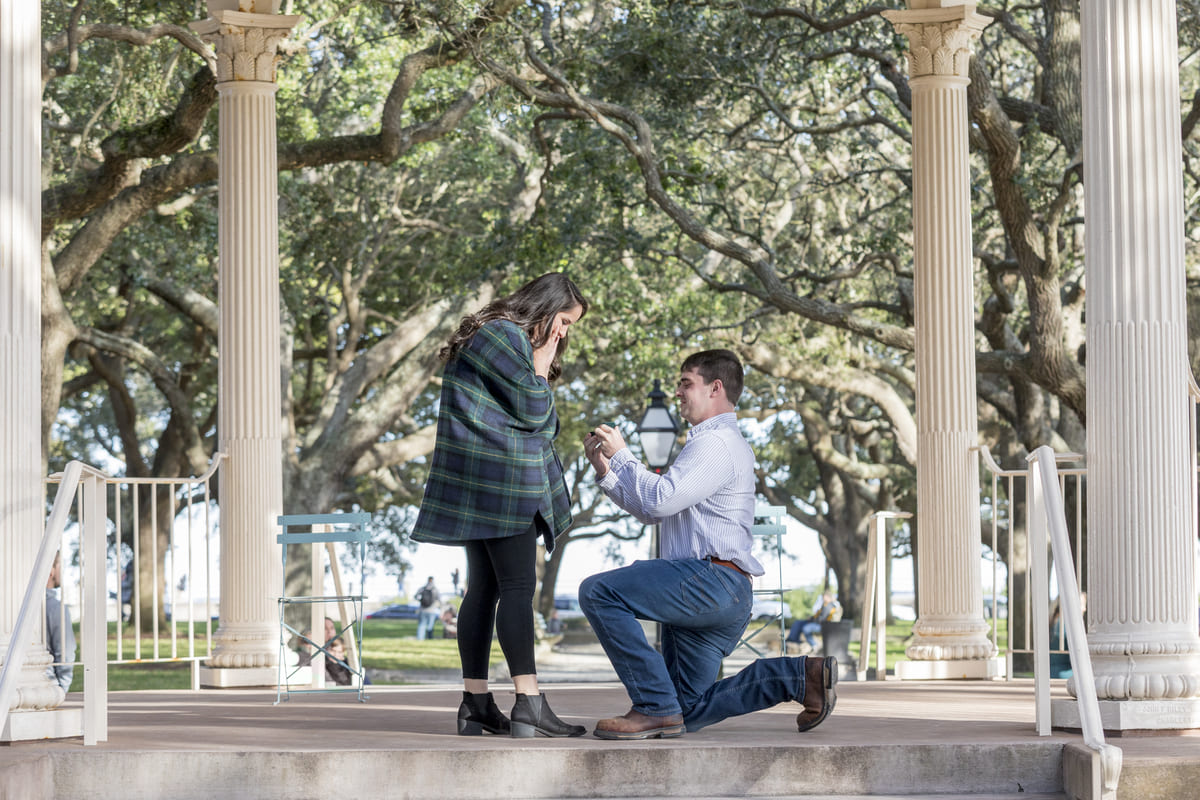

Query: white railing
1 461 110 745
6 456 224 744
857 510 911 681
1027 446 1121 799
100 455 224 684
976 444 1086 675
41 454 224 697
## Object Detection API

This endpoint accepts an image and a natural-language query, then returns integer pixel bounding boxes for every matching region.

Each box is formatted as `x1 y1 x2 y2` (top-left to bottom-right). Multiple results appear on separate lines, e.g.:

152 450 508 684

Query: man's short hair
680 349 744 405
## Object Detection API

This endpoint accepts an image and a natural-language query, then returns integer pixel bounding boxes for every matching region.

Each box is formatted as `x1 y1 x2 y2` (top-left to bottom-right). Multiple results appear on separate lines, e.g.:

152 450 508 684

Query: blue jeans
579 558 811 732
416 608 439 640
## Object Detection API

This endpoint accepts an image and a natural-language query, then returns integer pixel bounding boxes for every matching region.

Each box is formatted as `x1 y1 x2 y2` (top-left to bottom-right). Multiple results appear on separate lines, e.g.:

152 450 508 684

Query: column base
198 665 278 688
894 656 1007 680
1 706 83 742
1052 697 1200 733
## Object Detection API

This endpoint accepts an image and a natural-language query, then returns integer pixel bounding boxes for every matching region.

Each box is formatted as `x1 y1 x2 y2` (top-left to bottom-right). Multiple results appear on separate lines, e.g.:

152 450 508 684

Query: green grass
72 616 1011 691
358 618 501 673
846 619 1010 674
846 620 914 674
70 617 498 691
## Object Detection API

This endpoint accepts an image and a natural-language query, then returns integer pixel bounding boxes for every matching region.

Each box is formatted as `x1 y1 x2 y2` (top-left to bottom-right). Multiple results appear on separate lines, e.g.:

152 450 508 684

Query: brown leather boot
796 656 837 732
594 708 685 740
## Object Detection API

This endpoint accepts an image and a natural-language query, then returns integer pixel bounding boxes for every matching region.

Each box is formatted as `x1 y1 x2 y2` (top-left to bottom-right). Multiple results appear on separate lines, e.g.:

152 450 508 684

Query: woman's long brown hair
440 273 589 382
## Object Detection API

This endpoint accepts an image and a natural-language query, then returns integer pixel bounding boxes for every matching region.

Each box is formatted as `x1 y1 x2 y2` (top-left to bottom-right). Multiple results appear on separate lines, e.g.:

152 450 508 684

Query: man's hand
584 423 626 479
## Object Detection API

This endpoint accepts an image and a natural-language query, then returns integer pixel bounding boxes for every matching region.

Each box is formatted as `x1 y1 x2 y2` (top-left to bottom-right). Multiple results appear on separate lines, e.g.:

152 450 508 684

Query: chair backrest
751 504 788 594
752 504 787 538
276 512 372 546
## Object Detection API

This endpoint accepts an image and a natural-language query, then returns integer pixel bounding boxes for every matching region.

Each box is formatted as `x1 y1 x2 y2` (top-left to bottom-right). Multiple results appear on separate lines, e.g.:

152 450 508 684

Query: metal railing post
1029 446 1121 799
81 468 109 744
1027 454 1052 735
858 510 911 681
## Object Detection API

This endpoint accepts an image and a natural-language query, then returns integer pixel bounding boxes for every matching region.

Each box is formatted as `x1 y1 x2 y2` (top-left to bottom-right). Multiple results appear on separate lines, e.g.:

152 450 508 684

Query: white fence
45 455 224 690
2 462 109 744
976 444 1087 676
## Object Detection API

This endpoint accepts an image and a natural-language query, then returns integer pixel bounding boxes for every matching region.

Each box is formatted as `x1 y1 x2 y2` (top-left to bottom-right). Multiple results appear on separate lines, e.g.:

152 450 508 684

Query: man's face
47 553 62 590
675 368 722 426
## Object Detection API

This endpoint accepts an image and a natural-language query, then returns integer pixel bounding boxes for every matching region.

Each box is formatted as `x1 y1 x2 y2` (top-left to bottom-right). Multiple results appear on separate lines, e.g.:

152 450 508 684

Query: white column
0 0 64 727
192 5 299 687
884 4 1003 679
1055 0 1200 731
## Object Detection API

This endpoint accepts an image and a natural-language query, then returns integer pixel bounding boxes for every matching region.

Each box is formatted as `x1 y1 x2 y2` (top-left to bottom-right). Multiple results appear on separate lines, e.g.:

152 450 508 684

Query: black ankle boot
457 691 511 735
510 693 586 738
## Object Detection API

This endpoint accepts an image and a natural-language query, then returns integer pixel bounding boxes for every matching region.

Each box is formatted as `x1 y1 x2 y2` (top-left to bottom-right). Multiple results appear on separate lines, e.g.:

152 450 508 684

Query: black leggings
458 523 539 681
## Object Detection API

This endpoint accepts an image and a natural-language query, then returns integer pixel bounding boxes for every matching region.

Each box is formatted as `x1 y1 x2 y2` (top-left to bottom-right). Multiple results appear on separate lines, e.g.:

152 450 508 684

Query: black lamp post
636 379 681 474
636 379 680 652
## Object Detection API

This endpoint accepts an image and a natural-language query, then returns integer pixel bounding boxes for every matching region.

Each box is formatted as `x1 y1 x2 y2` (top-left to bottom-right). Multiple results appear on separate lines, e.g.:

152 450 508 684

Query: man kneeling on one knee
580 349 836 740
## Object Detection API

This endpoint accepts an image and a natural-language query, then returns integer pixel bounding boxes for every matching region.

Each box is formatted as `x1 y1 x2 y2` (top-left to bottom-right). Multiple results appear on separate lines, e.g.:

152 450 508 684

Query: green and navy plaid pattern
411 319 572 551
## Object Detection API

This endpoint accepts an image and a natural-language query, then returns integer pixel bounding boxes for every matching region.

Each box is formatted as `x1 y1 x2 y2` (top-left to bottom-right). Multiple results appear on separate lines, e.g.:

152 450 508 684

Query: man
415 576 439 640
580 349 835 739
787 591 843 654
45 551 75 693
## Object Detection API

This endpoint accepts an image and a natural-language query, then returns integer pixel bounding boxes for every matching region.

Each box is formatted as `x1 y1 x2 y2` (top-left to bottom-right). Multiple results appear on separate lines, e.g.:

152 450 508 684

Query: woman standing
411 273 588 738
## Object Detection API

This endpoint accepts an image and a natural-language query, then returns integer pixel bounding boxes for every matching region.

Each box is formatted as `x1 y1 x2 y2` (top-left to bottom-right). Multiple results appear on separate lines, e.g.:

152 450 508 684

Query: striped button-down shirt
597 411 764 576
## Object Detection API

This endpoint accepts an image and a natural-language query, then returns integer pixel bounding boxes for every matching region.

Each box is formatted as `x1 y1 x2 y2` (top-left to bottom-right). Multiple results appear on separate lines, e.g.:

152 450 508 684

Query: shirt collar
686 411 738 440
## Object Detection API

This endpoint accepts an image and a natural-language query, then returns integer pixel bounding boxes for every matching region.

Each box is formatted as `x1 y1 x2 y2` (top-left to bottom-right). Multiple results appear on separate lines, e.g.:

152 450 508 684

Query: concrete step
39 742 1071 799
6 682 1200 800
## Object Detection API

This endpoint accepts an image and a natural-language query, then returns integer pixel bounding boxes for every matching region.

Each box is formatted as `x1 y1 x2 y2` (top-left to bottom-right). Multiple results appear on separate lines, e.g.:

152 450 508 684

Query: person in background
295 628 314 666
441 606 459 639
45 551 75 693
786 591 842 655
325 638 353 686
410 272 589 738
416 577 440 640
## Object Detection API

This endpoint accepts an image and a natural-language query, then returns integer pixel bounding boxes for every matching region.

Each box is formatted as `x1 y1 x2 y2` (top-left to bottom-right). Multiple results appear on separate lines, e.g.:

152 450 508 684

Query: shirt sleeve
598 431 738 524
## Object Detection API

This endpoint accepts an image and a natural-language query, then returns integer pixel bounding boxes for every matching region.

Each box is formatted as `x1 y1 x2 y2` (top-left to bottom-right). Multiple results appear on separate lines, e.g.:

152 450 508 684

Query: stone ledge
895 656 1007 680
1052 697 1200 733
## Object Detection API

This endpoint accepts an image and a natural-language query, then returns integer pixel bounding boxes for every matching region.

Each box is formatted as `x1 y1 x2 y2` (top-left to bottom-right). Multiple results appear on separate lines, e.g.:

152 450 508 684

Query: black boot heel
510 693 586 738
457 718 486 735
457 691 511 736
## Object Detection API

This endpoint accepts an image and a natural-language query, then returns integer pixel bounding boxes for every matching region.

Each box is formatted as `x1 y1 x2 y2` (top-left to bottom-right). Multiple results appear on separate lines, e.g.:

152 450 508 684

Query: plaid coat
411 319 572 551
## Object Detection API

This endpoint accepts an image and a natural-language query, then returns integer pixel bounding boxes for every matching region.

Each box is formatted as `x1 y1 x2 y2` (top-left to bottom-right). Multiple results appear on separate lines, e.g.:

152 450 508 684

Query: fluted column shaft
192 10 299 672
884 6 996 664
0 0 61 713
1081 0 1200 700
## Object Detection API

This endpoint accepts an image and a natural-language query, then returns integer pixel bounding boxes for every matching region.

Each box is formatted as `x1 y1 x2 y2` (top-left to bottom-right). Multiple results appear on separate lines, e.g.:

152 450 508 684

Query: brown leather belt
707 556 750 579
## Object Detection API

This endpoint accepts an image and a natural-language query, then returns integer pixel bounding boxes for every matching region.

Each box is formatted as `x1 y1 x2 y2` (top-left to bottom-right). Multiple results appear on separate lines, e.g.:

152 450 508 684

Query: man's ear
710 378 723 397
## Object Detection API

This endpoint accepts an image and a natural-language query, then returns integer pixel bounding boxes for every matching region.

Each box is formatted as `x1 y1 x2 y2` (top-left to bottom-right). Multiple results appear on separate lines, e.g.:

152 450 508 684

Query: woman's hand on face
532 305 584 379
532 337 556 379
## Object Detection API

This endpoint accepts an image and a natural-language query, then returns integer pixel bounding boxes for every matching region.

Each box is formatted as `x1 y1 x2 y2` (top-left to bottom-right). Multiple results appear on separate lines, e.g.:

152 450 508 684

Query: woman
411 272 588 738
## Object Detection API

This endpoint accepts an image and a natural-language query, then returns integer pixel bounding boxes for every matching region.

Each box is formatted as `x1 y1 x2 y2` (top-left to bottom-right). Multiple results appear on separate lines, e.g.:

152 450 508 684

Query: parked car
366 603 421 620
553 595 586 620
751 598 791 621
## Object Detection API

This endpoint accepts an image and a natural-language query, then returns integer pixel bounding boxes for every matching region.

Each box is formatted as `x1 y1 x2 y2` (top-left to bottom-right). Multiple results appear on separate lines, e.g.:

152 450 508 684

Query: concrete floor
2 648 1198 799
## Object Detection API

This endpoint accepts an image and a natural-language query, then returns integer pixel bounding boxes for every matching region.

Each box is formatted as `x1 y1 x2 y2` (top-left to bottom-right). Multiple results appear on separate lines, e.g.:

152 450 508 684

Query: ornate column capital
883 5 992 79
190 10 300 84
